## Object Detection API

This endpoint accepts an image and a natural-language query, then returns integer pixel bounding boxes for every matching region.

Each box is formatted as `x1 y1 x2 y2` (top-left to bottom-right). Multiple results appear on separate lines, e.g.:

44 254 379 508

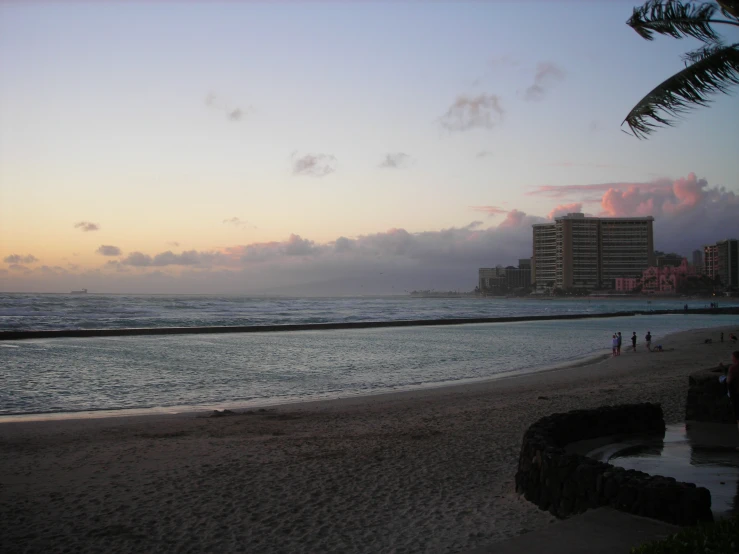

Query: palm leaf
682 41 725 65
716 0 739 19
622 43 739 138
627 0 720 42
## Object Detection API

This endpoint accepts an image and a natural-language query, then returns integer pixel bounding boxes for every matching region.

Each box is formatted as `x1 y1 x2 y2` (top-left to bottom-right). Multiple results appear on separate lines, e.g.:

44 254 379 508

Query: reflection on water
585 423 739 516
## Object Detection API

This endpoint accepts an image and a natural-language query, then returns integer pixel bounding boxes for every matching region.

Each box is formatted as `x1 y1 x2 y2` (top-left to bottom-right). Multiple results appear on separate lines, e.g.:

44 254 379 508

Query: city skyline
2 1 738 294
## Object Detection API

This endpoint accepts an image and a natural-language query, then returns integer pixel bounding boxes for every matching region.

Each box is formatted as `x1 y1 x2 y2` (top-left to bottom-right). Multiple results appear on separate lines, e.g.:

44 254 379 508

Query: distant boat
70 288 88 294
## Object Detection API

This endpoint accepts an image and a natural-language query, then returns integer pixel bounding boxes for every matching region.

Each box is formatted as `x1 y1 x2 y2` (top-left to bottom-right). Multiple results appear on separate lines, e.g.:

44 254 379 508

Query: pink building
615 277 640 292
615 258 695 293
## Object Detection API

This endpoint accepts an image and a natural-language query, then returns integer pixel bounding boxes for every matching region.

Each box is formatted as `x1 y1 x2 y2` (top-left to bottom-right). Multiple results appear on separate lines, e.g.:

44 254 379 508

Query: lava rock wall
515 403 713 526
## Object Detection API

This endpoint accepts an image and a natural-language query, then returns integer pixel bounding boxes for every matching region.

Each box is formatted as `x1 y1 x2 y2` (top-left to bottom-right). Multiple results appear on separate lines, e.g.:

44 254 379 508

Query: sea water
1 298 738 416
0 293 733 331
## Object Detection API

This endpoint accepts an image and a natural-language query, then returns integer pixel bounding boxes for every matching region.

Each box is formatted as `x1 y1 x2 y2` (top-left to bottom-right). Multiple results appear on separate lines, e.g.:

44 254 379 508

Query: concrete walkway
467 508 678 554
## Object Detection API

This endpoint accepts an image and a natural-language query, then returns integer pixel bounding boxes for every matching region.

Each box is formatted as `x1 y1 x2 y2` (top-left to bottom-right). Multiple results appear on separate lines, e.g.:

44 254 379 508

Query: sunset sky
1 1 738 294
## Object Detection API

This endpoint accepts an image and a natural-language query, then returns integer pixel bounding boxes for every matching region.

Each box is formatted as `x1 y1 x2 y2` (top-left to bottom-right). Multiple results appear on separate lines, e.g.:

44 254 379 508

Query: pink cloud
528 173 736 253
470 205 508 217
498 209 526 228
599 173 716 218
547 203 583 220
545 162 623 169
527 180 670 199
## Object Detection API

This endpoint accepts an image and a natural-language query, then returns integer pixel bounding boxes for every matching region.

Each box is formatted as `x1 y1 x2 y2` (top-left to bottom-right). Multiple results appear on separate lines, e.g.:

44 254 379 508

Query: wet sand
1 325 738 553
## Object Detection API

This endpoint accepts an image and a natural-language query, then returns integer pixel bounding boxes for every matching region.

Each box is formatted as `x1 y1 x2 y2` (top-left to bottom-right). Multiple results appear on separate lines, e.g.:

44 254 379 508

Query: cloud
291 152 337 177
223 217 255 228
532 173 737 253
527 180 670 199
205 92 250 122
122 252 154 267
4 254 38 264
488 55 519 69
37 265 68 277
105 260 130 273
470 205 508 217
284 234 318 256
547 203 583 219
498 209 529 228
379 152 412 169
96 245 122 256
7 173 733 293
476 150 494 159
545 161 623 169
122 250 212 267
439 94 504 132
74 221 100 232
524 62 565 101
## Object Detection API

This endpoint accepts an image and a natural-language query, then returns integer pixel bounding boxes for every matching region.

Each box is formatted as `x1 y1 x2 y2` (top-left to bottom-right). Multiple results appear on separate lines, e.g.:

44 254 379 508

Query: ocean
1 294 738 417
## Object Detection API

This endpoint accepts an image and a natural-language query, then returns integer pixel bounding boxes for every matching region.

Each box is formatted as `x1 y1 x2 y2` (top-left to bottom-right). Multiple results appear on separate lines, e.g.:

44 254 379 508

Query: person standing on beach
617 332 622 356
645 331 652 352
612 334 618 357
631 332 637 352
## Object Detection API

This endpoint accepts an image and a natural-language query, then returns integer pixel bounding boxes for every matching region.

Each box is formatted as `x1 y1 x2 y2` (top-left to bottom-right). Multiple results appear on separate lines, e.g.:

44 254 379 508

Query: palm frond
682 42 725 65
627 0 720 42
622 43 739 138
716 0 739 20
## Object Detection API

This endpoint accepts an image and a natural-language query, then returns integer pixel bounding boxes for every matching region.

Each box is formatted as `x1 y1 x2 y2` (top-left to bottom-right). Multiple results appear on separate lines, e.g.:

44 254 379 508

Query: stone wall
515 403 713 526
685 367 734 423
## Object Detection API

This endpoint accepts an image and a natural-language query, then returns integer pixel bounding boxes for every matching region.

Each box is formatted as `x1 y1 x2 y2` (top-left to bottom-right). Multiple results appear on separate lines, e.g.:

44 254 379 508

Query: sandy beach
1 325 738 553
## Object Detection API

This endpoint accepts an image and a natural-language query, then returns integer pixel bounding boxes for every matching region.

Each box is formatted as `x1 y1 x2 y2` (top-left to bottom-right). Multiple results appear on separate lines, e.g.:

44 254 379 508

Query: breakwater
2 307 738 341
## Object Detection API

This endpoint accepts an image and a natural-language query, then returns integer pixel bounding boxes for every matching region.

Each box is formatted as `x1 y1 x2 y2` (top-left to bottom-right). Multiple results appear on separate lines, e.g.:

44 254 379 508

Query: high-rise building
532 213 654 292
704 244 718 278
692 249 703 268
478 264 531 293
716 239 738 291
532 223 557 290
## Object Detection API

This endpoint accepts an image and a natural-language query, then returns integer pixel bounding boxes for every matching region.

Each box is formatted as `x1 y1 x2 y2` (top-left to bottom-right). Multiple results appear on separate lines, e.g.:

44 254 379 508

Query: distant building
518 258 534 287
716 239 739 291
704 244 718 278
614 277 640 293
692 249 703 268
532 213 654 292
532 224 557 291
704 239 738 290
615 258 695 294
478 262 532 294
656 253 684 268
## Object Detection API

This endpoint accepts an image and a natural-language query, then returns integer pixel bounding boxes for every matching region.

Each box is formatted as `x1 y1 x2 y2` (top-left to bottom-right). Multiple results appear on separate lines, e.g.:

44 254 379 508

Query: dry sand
1 325 738 553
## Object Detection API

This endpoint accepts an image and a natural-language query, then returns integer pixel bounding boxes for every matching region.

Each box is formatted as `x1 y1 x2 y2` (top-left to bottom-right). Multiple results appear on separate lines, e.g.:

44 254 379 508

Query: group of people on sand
611 330 661 357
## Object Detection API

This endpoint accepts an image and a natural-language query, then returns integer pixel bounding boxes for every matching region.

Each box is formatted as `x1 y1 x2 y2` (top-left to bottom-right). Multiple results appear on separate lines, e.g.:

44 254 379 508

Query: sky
1 0 738 294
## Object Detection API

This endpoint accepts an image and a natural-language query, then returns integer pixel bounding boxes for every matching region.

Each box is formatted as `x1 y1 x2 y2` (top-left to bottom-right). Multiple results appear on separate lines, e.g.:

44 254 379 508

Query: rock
514 402 712 527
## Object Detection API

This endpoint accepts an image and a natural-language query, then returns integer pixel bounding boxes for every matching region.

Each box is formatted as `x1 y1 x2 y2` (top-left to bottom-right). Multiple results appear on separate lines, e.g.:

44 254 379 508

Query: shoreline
0 321 731 425
2 324 739 553
2 306 738 341
0 351 613 423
